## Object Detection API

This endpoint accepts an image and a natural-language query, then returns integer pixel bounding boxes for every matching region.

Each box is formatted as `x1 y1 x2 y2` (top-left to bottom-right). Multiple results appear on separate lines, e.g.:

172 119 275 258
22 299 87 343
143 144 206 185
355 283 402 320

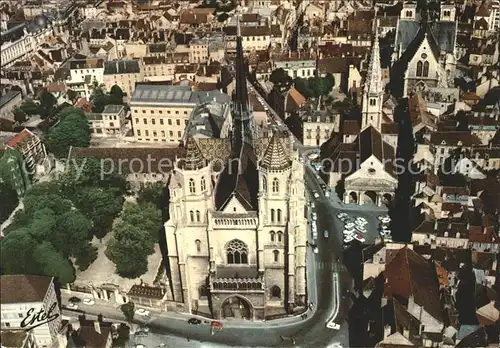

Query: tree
13 108 27 123
137 182 166 210
0 229 39 274
217 12 229 22
45 108 91 158
270 68 293 91
74 243 98 271
20 100 39 116
33 241 76 284
121 203 162 246
324 73 334 92
308 76 329 97
38 90 57 118
109 85 124 105
67 89 78 103
294 77 314 98
112 324 130 347
0 182 18 224
120 302 135 323
91 87 109 113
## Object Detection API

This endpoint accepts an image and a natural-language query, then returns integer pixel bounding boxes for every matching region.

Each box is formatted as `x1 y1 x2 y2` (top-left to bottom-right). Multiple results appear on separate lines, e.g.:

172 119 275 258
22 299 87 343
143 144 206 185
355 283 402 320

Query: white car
311 202 315 208
326 321 340 330
355 217 368 225
345 222 355 229
337 213 348 220
67 303 78 310
314 192 320 199
135 309 150 317
323 230 329 238
343 236 354 243
312 212 317 220
325 191 330 197
355 225 367 233
313 246 319 254
83 299 95 306
312 230 317 240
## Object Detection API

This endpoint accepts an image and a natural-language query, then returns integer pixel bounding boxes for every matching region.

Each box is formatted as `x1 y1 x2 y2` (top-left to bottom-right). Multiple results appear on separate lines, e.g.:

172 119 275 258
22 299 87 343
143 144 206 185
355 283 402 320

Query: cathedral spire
234 14 249 116
361 11 384 131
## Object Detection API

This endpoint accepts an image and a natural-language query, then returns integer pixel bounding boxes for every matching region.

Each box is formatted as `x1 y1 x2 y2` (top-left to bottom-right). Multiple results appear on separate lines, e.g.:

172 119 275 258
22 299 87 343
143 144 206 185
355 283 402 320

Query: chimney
403 327 410 339
115 61 119 73
94 321 101 335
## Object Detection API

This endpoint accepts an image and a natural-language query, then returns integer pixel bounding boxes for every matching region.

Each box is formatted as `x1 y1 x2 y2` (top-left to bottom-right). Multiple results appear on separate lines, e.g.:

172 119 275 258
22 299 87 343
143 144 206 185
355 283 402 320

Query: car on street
323 230 329 238
325 191 330 197
326 321 341 330
313 246 319 254
311 202 315 208
313 191 320 199
337 213 348 220
343 229 355 236
354 233 366 243
378 215 391 224
355 217 368 225
188 318 201 325
83 298 95 305
345 222 355 229
312 212 317 220
135 309 150 316
355 225 367 233
67 303 78 310
211 321 223 329
343 236 354 243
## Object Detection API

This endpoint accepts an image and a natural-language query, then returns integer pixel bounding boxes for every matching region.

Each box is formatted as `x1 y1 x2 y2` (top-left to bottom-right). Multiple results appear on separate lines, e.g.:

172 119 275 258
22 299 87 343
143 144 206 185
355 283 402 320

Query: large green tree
45 108 91 158
120 302 135 323
33 242 76 284
0 229 39 274
270 68 293 91
137 182 166 211
91 87 109 113
38 90 57 118
109 85 124 105
20 100 39 116
121 202 162 246
13 108 27 123
0 182 18 224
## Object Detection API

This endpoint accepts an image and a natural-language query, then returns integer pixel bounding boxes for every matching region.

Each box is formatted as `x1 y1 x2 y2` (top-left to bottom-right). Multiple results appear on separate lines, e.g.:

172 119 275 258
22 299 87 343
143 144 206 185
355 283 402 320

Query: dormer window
457 141 463 146
441 140 446 145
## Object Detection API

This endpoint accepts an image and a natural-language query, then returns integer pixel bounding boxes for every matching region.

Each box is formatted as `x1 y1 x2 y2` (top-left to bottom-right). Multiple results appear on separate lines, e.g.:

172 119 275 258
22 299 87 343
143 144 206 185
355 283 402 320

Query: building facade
165 19 308 320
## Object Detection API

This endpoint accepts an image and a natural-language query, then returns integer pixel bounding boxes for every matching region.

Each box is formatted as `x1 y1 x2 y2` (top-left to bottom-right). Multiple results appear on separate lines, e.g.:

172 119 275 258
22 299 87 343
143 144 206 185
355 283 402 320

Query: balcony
212 212 258 229
211 265 264 291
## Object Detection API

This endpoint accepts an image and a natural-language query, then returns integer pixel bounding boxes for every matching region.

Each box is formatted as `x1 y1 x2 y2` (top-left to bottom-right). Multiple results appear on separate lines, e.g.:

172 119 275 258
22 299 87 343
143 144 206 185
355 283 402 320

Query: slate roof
395 19 456 55
260 132 291 171
359 126 396 175
0 275 52 303
179 137 207 170
104 60 140 75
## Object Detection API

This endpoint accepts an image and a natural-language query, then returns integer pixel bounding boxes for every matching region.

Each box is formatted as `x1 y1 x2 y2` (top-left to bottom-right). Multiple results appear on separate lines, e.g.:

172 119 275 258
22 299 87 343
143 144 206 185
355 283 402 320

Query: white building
1 275 62 348
67 57 105 99
164 20 307 320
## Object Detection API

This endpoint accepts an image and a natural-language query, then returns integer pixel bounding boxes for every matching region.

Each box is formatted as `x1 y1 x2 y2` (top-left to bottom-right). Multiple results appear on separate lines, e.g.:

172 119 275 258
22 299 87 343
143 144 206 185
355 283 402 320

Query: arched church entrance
220 296 252 320
361 191 377 205
349 191 358 203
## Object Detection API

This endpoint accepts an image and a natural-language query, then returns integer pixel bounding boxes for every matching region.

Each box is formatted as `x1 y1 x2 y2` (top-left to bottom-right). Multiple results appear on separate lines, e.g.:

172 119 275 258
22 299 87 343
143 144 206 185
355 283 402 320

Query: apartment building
224 25 271 53
143 56 176 82
189 38 209 63
103 60 144 99
4 128 47 176
67 57 105 99
272 51 317 79
87 105 127 137
0 90 22 122
0 275 62 347
130 85 197 143
303 110 341 147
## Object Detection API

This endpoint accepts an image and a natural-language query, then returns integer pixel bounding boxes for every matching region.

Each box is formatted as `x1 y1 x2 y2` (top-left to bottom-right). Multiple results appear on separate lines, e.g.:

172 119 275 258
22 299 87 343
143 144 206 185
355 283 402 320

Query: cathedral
390 1 458 97
164 18 307 320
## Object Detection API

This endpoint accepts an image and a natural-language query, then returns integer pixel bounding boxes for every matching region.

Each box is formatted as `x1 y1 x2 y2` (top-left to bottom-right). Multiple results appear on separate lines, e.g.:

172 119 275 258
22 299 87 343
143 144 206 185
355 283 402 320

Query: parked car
343 236 354 243
67 303 78 310
311 202 315 208
313 191 320 199
355 225 367 233
135 309 150 317
343 229 355 236
325 191 330 197
354 233 366 243
323 230 329 238
313 246 319 254
312 212 317 220
83 299 95 306
138 325 149 333
337 213 348 220
211 321 223 329
345 222 355 229
355 217 368 225
69 297 81 303
326 321 340 330
188 318 201 325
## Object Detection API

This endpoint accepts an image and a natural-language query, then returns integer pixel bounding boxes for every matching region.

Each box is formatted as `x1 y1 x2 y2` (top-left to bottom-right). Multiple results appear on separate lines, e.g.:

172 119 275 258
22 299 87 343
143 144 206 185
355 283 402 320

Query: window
226 239 248 264
189 178 196 193
272 178 279 193
277 209 282 222
199 284 208 297
178 131 182 137
169 130 174 136
137 130 141 136
270 231 276 242
160 119 164 125
195 239 201 252
153 131 157 137
201 177 206 191
196 210 201 222
262 176 267 191
271 209 275 222
277 231 283 242
190 210 194 222
161 130 165 137
176 119 180 125
143 118 147 124
423 61 429 77
145 130 149 136
416 61 423 77
369 99 376 106
159 110 163 114
168 119 172 125
152 119 156 125
135 118 139 123
270 285 281 299
273 250 279 262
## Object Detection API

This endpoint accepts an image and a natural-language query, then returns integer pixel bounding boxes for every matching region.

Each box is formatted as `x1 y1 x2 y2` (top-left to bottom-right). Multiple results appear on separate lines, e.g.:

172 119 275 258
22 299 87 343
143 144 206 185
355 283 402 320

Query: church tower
361 18 384 132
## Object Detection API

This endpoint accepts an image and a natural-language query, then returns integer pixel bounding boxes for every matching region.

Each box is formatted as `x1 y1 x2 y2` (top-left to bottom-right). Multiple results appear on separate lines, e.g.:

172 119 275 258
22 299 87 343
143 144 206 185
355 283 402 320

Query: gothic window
196 210 201 222
270 231 276 242
423 61 429 77
273 250 279 262
277 209 282 222
199 284 208 297
262 176 267 191
271 209 275 222
201 177 206 191
226 239 248 264
189 178 196 193
277 231 283 242
405 10 412 17
190 210 194 222
195 239 201 252
272 178 279 193
270 285 281 299
416 61 423 77
369 98 376 106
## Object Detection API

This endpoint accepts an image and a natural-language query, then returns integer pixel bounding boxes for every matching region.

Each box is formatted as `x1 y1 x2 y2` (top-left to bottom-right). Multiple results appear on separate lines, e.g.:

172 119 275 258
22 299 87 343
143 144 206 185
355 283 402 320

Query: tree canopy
0 182 18 225
120 302 135 323
20 100 40 116
45 107 91 158
270 68 293 91
294 74 335 99
105 202 162 278
13 108 27 123
38 90 57 118
91 85 124 113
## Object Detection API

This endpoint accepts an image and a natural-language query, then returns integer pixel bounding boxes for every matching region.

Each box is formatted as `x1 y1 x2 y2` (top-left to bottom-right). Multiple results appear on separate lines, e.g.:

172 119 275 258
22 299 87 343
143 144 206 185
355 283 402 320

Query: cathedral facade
164 19 307 320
